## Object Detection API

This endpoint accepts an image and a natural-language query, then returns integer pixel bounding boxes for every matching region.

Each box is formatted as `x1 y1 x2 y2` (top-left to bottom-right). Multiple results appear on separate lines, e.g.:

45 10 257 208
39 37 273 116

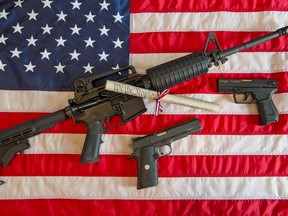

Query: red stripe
130 31 288 53
1 199 288 216
131 0 288 12
2 154 288 177
1 113 288 135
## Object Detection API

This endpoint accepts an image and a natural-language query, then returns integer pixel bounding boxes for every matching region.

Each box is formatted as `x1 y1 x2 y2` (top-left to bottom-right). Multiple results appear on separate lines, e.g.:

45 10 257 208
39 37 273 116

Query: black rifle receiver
68 66 147 164
141 26 288 91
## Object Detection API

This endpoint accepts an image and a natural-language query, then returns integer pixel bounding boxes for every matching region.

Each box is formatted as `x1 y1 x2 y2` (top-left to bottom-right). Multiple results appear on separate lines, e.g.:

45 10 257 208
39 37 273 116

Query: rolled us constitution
105 80 220 112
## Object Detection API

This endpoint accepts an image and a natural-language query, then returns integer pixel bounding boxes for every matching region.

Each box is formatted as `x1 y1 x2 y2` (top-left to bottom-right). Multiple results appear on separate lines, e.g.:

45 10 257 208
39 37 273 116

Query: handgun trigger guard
156 144 172 158
233 93 253 104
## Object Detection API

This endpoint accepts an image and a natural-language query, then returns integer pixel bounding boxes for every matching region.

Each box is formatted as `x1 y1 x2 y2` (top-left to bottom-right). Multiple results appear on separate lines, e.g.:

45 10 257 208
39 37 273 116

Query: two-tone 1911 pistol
130 118 202 189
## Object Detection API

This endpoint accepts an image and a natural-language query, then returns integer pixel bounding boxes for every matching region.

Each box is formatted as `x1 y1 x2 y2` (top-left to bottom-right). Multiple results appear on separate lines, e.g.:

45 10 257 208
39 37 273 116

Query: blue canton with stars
0 0 130 91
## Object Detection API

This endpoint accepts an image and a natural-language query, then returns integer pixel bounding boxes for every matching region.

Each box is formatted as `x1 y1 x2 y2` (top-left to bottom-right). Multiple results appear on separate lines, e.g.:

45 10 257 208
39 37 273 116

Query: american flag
0 0 288 215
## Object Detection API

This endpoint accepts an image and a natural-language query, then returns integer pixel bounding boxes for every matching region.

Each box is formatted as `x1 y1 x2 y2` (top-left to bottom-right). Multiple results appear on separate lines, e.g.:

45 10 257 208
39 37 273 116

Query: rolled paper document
105 80 220 112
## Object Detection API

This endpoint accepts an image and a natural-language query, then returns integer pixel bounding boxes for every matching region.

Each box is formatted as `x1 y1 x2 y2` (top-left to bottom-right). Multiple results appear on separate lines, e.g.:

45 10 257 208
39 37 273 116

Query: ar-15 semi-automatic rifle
0 26 287 168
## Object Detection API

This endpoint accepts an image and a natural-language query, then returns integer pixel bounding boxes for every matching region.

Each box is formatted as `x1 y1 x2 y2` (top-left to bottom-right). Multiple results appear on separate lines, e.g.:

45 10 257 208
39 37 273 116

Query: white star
54 62 65 73
40 49 52 60
99 0 110 10
70 50 80 60
112 64 123 75
42 24 53 34
0 60 7 71
112 64 120 70
0 34 8 44
10 48 22 58
27 36 38 46
0 9 9 20
113 12 124 23
12 23 24 34
71 0 82 9
57 11 67 21
24 62 36 72
85 12 95 22
84 37 95 47
42 0 53 8
98 51 109 61
27 10 38 21
55 36 66 46
83 63 94 73
14 0 24 8
112 38 124 48
70 24 81 35
99 25 110 36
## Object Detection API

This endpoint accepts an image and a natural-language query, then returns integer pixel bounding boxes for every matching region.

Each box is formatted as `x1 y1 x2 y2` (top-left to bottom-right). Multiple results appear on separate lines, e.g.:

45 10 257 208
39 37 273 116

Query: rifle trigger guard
104 116 122 130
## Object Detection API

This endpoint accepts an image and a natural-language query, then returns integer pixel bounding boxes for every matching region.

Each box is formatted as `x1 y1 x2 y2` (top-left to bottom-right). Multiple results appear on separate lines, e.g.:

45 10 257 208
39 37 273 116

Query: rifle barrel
219 26 288 59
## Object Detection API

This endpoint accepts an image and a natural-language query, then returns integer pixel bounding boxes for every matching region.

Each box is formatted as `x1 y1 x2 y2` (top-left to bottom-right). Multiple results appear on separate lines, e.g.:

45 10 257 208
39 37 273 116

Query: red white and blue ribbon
155 89 170 116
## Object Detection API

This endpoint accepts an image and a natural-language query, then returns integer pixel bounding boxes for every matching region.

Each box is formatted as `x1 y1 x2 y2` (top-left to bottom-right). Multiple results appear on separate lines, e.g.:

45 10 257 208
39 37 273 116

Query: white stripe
1 90 287 114
27 133 288 156
0 90 73 112
1 176 288 200
131 52 288 74
131 11 288 32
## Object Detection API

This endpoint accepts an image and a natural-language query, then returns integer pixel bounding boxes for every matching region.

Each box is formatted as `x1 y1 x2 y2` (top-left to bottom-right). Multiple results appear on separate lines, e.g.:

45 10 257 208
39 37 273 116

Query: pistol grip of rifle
80 121 104 164
137 147 158 190
258 98 279 125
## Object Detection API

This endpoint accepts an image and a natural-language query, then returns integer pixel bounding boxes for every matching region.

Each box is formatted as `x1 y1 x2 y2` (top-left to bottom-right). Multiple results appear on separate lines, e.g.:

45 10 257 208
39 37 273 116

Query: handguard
130 118 202 189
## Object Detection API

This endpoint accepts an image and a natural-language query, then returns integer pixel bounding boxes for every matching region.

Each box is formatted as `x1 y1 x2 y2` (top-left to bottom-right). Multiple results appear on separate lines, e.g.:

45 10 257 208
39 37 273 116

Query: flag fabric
0 0 288 215
0 0 130 90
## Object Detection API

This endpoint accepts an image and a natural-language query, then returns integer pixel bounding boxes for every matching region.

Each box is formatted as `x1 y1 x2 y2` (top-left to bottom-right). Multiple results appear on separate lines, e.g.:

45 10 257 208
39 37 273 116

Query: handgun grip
80 121 104 164
258 98 279 125
137 147 158 190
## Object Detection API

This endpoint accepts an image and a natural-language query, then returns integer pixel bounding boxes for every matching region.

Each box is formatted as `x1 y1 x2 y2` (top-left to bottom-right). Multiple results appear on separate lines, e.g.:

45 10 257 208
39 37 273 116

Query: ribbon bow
155 89 169 116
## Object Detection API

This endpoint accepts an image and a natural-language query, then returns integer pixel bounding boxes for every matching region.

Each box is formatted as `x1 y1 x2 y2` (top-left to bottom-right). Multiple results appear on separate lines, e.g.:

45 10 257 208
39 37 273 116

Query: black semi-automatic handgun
0 66 147 167
130 118 202 189
217 78 279 125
